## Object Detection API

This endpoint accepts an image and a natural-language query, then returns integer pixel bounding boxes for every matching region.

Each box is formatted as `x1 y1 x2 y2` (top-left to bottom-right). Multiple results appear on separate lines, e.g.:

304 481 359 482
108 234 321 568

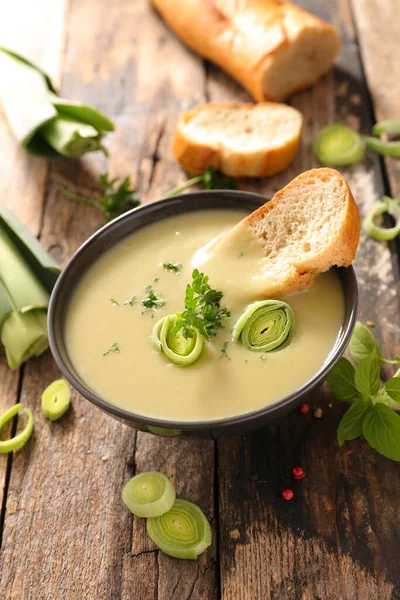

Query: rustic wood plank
351 0 400 198
210 0 400 597
0 0 67 546
0 1 218 598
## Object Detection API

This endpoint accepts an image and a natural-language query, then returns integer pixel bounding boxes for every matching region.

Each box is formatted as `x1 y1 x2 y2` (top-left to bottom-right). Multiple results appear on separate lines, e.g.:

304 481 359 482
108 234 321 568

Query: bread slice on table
172 102 303 178
225 168 360 296
151 0 341 102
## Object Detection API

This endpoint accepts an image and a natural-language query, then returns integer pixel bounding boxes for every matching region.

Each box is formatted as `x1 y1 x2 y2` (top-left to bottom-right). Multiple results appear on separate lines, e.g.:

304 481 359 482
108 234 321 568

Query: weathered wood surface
0 0 400 598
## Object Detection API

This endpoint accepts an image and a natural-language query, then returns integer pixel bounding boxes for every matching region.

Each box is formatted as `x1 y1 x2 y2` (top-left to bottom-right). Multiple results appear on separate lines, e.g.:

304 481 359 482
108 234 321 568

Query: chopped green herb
260 354 267 361
141 285 165 312
123 295 137 307
239 252 244 258
154 275 160 282
220 341 231 361
245 360 248 364
60 172 141 221
171 269 230 341
163 262 182 273
110 297 120 306
103 341 120 356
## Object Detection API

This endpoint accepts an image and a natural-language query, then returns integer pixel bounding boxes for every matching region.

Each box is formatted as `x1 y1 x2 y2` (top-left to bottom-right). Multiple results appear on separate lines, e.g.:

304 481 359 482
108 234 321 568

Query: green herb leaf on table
349 321 399 365
326 357 357 401
61 173 141 222
384 378 400 404
362 404 400 462
162 167 237 199
337 398 370 446
354 351 381 398
172 269 230 341
163 263 182 273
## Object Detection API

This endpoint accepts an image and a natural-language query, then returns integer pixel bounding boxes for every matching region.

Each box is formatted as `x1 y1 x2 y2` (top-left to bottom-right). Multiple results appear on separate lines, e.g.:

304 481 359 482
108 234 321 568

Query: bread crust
245 168 360 296
151 0 341 102
172 101 302 177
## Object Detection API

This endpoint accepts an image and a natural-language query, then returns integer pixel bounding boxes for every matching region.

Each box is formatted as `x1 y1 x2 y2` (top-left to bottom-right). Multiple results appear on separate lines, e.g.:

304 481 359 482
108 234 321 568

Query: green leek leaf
0 204 60 292
1 309 48 369
0 47 113 158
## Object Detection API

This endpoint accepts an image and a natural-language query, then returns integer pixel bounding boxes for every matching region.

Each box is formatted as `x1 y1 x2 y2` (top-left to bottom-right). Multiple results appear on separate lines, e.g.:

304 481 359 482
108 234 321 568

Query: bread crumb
366 320 375 327
101 456 109 462
314 408 324 419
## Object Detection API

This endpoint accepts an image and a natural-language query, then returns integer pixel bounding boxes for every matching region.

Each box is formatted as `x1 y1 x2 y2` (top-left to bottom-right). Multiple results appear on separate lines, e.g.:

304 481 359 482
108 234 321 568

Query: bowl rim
48 190 358 430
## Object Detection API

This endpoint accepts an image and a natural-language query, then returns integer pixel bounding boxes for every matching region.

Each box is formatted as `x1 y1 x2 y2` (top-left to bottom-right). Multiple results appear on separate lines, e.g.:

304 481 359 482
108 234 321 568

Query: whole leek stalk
0 47 113 158
0 205 60 368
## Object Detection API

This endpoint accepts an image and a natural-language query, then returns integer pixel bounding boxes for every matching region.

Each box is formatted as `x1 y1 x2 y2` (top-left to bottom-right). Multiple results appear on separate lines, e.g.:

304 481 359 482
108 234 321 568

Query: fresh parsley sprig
172 269 230 340
327 321 400 461
60 167 236 223
163 262 182 273
60 174 141 221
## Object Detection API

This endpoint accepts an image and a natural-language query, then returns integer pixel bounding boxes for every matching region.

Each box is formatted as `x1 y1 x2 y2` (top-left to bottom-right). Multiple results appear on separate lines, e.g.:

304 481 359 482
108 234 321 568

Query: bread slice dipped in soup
65 168 359 422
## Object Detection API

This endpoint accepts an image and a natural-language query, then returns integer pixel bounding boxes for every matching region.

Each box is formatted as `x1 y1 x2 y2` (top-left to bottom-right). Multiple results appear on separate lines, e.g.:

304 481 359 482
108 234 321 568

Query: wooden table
1 1 399 598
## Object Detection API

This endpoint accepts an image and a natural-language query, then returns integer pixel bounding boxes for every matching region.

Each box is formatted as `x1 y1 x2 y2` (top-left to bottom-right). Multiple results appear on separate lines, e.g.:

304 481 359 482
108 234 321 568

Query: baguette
172 101 302 177
151 0 341 102
225 168 360 296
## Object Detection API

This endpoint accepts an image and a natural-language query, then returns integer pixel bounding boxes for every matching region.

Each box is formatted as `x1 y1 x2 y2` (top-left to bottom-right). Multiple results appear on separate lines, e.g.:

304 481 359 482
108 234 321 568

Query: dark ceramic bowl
48 190 358 439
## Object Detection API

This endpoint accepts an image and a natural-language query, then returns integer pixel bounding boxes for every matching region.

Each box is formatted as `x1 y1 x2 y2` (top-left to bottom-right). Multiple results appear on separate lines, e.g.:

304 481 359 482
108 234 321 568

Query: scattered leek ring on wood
122 472 176 518
41 379 71 421
233 300 295 353
0 47 113 158
152 313 204 366
313 124 365 166
0 403 34 454
146 498 212 560
362 196 400 241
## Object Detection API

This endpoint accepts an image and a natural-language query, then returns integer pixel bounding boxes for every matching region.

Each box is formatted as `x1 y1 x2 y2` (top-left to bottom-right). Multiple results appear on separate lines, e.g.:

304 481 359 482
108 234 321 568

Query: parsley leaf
220 341 230 360
103 341 120 356
162 167 237 198
141 285 165 312
172 269 230 340
163 262 182 273
60 172 141 221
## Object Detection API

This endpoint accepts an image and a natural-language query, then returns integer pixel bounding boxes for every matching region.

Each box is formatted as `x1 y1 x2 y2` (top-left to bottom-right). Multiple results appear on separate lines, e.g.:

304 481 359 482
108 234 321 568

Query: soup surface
65 209 344 422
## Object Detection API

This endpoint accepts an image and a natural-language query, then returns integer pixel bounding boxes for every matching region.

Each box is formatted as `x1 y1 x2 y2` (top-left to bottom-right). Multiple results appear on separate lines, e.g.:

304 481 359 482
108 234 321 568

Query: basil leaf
349 321 383 364
337 399 370 446
384 378 400 403
362 404 400 461
326 357 357 401
354 351 380 397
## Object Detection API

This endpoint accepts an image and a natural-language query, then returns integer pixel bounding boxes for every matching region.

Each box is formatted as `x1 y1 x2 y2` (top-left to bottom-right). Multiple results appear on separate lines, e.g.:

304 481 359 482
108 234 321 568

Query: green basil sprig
327 322 400 461
0 47 113 158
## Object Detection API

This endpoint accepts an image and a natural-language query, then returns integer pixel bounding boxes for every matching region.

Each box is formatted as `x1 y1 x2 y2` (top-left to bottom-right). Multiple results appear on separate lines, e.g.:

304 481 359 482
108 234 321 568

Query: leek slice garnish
41 379 71 421
146 498 212 560
313 124 365 166
0 205 60 368
233 300 295 353
152 313 204 366
0 403 34 454
363 196 400 241
122 472 176 518
0 47 113 158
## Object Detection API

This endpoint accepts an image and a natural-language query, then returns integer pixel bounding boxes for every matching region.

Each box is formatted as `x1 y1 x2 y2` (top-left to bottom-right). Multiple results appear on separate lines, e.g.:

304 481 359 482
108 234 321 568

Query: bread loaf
172 101 303 177
151 0 341 102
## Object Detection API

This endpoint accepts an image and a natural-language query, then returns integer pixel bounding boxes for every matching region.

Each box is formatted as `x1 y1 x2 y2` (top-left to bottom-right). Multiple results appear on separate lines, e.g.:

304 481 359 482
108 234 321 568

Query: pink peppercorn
299 403 310 414
282 489 294 501
292 467 305 480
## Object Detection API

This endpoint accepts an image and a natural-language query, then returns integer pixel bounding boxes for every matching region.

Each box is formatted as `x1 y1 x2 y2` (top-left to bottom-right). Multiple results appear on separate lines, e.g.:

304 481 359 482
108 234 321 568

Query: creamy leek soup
65 209 344 421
